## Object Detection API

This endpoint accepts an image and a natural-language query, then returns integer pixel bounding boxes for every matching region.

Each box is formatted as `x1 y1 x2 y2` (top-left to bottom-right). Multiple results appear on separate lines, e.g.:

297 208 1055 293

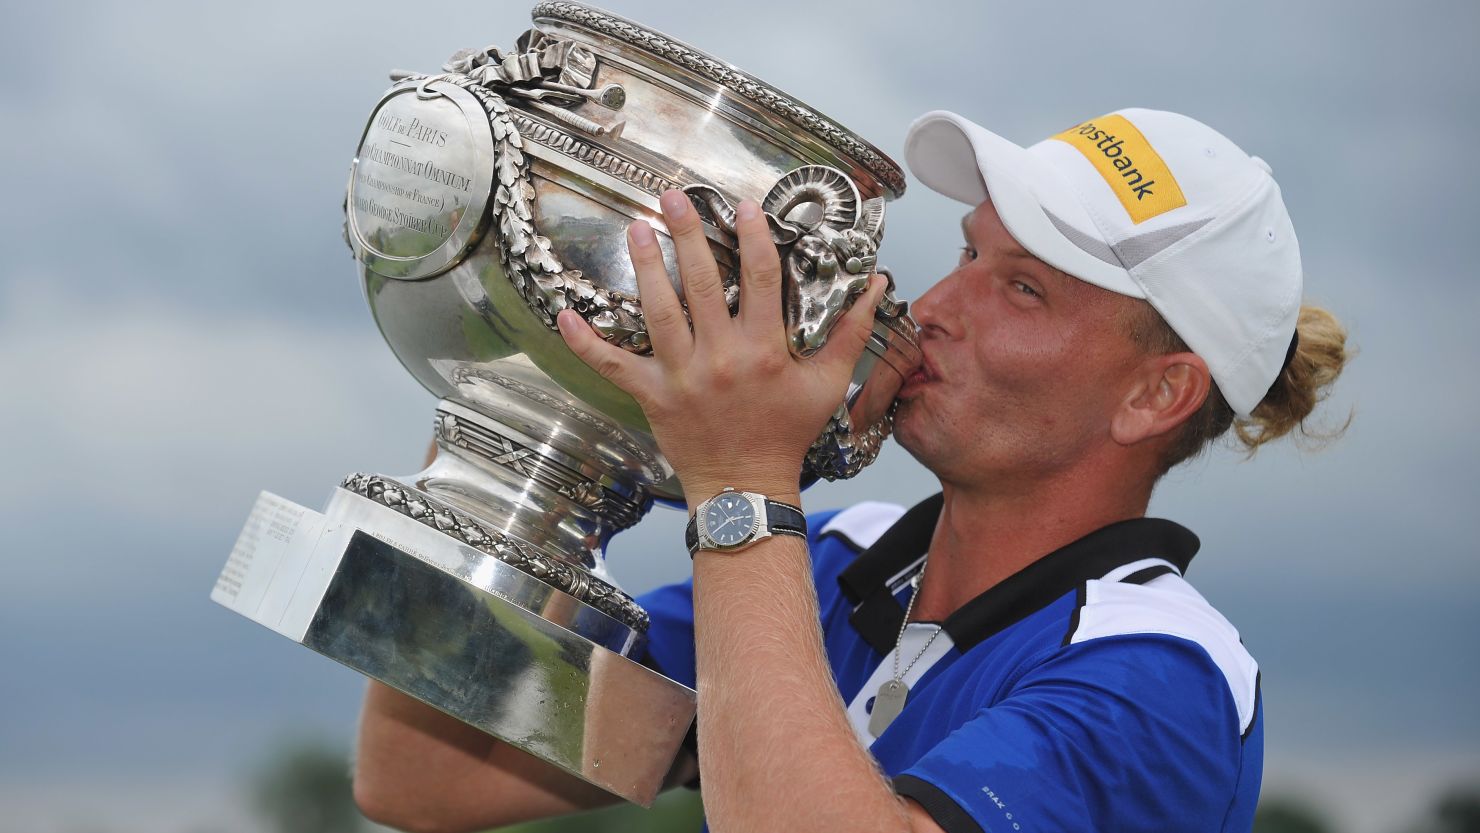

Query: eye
1011 279 1042 299
958 245 977 265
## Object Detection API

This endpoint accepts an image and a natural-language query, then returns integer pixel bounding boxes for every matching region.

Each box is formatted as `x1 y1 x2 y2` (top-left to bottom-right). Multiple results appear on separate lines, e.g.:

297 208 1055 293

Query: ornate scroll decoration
685 166 910 480
449 366 667 478
529 1 907 199
342 473 649 632
805 401 899 482
508 112 679 197
444 29 628 138
684 166 886 357
435 410 647 531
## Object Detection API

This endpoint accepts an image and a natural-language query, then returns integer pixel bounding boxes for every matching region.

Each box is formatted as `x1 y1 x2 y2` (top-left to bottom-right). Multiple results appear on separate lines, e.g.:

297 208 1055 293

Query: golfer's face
893 200 1144 482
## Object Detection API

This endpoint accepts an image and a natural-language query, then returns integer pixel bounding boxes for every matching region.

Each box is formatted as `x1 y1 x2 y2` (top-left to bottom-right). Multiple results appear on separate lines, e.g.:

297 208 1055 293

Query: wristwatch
686 487 807 556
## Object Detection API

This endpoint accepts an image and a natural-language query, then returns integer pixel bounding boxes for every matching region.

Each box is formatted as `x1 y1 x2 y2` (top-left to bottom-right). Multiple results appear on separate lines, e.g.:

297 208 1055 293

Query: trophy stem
422 399 653 576
336 398 659 635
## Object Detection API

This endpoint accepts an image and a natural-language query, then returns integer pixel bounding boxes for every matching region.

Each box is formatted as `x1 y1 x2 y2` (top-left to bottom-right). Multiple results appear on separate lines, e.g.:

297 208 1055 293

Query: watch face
703 493 757 547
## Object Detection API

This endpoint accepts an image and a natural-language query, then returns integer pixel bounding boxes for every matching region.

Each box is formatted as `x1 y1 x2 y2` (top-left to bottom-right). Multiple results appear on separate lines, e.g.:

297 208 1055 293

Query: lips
899 353 938 395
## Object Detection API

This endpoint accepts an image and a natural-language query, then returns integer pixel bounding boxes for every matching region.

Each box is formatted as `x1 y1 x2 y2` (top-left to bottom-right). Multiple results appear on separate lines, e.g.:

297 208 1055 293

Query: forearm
691 533 920 833
354 681 494 830
354 681 617 832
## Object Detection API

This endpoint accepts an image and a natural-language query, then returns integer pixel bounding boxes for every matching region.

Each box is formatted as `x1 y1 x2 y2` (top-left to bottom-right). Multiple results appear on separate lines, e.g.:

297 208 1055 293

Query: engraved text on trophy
348 89 489 275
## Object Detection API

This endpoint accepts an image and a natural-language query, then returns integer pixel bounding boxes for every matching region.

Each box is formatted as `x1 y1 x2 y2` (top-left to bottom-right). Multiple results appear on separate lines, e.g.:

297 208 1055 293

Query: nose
909 273 956 339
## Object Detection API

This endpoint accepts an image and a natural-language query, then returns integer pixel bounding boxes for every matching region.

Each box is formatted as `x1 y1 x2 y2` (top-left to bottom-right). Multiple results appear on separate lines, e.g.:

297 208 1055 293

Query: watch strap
685 516 699 553
685 493 807 555
764 499 807 539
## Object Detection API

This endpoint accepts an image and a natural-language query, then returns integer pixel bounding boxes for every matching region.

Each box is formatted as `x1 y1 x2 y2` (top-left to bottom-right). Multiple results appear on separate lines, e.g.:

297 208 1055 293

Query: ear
1110 352 1212 446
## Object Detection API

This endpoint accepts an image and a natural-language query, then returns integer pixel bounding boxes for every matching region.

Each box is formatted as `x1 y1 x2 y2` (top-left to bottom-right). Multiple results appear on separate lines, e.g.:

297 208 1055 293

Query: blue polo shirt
637 494 1263 832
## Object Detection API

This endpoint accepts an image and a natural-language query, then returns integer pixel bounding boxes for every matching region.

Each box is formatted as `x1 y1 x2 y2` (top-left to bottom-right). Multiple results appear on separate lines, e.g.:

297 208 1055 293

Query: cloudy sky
1 1 1476 831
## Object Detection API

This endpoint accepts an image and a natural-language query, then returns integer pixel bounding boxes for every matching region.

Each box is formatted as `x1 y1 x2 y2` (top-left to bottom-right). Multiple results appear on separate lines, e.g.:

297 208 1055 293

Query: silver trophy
212 1 920 806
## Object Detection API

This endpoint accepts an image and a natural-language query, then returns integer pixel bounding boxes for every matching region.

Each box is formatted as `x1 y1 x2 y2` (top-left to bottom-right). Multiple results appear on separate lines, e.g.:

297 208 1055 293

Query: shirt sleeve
633 575 698 687
894 634 1249 833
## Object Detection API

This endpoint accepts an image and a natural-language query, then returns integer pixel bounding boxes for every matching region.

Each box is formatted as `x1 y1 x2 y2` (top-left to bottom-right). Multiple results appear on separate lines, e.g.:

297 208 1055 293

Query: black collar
834 493 1200 654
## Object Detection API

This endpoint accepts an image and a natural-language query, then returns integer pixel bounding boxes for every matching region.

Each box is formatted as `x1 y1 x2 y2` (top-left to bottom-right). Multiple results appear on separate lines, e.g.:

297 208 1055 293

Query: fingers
735 199 785 339
659 189 732 335
815 275 886 378
627 220 690 359
556 309 646 396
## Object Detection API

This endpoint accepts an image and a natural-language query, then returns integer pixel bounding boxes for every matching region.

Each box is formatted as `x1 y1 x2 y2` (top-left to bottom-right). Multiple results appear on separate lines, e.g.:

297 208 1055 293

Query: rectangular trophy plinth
212 489 696 806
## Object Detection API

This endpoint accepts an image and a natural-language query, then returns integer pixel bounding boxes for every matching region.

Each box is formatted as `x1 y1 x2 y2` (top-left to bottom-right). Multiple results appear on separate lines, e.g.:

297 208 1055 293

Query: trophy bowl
214 1 919 806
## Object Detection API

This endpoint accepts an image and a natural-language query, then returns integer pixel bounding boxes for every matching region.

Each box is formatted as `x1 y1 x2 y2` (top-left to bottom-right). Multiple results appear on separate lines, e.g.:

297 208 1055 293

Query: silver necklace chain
867 557 942 737
890 560 942 684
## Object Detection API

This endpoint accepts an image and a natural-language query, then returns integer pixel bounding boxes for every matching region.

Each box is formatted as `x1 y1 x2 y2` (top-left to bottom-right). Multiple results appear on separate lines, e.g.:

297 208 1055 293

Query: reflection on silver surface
304 529 693 806
215 490 693 805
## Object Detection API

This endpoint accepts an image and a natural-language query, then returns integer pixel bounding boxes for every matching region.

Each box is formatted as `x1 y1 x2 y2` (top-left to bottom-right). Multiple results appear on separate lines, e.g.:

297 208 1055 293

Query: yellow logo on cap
1051 114 1186 224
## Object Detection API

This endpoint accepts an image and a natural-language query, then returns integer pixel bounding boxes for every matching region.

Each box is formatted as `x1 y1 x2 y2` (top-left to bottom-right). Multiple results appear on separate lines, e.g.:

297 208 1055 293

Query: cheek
966 314 1079 391
960 315 1129 444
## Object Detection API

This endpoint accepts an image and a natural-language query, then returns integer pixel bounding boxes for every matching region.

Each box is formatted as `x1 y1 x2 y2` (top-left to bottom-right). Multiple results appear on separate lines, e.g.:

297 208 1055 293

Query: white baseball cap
904 108 1302 416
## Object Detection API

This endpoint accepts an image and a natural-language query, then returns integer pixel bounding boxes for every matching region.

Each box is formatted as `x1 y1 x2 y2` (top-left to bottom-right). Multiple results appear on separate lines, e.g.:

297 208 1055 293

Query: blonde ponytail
1126 301 1352 473
1233 305 1351 452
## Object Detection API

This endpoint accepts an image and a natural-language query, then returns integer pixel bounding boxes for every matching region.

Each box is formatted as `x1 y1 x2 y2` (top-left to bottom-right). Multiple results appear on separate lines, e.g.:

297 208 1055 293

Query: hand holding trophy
212 2 919 805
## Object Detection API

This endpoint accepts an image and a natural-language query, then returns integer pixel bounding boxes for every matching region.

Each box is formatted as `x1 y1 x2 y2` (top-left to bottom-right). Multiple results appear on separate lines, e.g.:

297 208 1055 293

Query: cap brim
904 111 1144 299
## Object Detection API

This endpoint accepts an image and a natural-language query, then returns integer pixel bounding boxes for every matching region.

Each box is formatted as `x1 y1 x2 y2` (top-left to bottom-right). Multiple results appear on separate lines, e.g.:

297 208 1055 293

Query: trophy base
212 487 696 806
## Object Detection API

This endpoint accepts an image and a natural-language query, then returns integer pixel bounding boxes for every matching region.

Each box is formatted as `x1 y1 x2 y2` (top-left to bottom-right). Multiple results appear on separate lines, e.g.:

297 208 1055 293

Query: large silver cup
212 1 920 805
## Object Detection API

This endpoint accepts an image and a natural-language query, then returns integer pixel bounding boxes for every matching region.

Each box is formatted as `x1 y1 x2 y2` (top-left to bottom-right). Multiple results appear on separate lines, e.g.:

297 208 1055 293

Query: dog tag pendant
868 679 909 737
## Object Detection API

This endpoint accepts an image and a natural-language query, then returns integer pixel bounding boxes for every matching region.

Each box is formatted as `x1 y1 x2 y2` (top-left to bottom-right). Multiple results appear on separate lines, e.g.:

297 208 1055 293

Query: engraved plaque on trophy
213 1 920 805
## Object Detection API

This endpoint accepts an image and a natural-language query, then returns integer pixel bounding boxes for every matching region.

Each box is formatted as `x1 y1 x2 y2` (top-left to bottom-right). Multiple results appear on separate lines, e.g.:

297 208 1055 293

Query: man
353 107 1348 832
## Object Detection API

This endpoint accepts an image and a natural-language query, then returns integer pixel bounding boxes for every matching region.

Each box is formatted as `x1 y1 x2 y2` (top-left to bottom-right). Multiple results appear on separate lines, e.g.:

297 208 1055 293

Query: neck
911 463 1153 623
